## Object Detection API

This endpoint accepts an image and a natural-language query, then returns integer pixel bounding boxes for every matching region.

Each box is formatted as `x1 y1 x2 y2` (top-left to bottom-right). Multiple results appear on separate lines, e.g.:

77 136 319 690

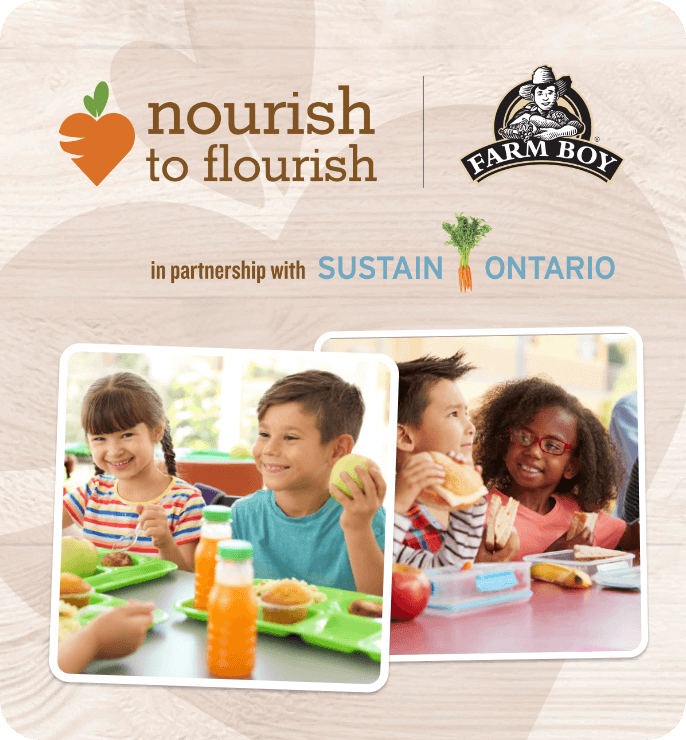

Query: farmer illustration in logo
499 66 584 142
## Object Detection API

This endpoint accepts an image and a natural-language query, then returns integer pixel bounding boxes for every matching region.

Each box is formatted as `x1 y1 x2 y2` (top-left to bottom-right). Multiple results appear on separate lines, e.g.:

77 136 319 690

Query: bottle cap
217 539 252 560
202 505 232 522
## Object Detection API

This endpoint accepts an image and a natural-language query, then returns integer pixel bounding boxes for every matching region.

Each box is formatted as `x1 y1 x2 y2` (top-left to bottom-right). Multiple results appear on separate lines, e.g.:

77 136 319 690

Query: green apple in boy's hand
61 537 99 577
330 454 371 497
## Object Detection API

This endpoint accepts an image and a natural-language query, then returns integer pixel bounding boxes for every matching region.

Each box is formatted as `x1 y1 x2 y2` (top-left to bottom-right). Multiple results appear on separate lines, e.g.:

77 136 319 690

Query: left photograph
51 344 396 691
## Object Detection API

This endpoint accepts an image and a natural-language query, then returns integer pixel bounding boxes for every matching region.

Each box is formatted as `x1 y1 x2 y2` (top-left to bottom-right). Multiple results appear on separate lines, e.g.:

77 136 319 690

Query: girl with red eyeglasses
472 377 640 559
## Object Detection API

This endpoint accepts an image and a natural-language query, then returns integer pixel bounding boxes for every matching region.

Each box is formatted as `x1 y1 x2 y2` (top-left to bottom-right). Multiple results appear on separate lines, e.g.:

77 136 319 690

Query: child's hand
394 452 446 514
87 600 155 660
475 528 520 563
545 527 594 553
58 600 155 673
329 462 385 532
136 504 173 549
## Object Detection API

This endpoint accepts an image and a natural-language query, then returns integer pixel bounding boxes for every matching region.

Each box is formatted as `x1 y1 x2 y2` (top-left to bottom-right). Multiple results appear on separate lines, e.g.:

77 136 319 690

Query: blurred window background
64 350 391 483
320 333 638 426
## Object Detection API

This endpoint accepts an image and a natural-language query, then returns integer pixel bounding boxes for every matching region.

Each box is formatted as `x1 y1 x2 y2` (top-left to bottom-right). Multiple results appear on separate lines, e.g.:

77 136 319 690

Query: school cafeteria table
390 580 642 656
82 570 382 684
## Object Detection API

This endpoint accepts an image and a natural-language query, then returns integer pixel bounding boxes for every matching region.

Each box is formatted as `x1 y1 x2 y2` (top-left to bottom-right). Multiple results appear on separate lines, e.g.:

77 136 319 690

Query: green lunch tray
77 592 167 628
174 584 383 662
84 549 178 593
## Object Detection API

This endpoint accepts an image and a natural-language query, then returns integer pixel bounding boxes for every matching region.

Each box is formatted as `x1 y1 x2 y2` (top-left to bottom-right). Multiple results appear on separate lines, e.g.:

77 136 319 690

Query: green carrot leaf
442 212 492 267
83 95 97 118
84 82 109 118
94 81 109 117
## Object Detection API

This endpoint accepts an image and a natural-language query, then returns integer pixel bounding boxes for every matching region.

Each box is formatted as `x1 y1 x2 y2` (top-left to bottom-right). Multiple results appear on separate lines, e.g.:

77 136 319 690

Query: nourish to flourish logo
461 65 623 183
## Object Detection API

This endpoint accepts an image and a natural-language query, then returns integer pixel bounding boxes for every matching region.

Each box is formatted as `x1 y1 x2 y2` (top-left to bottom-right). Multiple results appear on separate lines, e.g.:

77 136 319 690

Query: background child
473 376 641 559
62 372 205 572
230 370 386 596
393 352 519 569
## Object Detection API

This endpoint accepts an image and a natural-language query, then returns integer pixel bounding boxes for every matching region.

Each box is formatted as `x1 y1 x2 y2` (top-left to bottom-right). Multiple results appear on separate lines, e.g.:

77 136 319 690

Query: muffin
101 551 134 567
259 582 313 625
60 573 94 608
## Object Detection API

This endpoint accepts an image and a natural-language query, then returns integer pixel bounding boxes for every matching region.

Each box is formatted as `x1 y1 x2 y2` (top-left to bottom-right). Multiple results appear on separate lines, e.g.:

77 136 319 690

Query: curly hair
397 351 475 427
472 376 620 512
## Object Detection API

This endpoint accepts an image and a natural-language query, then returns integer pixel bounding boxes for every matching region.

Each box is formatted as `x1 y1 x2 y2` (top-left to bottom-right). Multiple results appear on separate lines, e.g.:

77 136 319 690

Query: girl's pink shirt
488 489 627 560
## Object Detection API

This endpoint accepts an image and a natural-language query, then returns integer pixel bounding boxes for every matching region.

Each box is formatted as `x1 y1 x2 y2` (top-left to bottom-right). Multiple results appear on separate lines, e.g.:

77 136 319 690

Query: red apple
391 563 432 621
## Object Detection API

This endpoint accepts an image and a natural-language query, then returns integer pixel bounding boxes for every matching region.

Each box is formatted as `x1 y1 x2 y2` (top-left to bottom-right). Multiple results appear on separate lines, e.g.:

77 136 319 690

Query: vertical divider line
423 76 425 188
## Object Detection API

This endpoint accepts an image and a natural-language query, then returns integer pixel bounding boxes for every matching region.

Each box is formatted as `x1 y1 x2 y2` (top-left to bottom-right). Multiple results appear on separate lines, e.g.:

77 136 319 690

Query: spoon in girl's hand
112 520 142 551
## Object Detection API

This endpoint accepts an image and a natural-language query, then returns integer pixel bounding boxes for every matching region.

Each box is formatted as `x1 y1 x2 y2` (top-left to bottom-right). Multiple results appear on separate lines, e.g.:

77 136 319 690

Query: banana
530 562 592 589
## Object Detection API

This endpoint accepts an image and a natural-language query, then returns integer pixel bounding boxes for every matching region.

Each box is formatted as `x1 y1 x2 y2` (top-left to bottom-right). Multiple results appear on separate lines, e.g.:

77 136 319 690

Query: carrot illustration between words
442 213 493 293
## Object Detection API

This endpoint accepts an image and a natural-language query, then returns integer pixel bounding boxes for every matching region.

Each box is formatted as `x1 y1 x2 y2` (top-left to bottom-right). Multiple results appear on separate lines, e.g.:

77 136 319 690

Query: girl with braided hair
472 377 640 559
62 372 204 571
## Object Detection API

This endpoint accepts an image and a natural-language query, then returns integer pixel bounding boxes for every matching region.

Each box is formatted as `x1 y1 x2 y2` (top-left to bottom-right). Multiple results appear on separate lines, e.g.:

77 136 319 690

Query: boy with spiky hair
394 351 518 568
231 370 386 596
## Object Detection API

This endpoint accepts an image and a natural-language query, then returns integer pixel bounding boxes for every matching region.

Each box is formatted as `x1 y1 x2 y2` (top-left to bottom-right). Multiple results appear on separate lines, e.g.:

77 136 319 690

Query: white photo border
315 326 647 664
51 342 398 691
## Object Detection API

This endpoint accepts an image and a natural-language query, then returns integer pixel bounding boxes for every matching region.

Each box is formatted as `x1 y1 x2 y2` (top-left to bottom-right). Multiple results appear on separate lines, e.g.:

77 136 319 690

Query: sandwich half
574 544 627 561
485 496 519 550
566 511 599 541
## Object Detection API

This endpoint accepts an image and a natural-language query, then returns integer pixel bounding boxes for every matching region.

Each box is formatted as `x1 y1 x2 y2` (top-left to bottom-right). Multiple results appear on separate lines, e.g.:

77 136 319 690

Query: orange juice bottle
194 505 232 611
207 539 258 679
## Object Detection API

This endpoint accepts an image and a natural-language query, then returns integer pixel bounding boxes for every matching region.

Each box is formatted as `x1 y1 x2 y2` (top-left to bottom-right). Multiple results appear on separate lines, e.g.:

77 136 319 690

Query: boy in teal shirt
231 370 386 595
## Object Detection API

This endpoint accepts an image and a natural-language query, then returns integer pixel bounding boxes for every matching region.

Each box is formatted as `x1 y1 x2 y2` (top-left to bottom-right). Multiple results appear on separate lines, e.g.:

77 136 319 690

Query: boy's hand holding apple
329 459 386 533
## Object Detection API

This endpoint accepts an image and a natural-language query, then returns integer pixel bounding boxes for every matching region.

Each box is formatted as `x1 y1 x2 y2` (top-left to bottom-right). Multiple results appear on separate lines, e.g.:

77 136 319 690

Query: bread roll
416 452 487 510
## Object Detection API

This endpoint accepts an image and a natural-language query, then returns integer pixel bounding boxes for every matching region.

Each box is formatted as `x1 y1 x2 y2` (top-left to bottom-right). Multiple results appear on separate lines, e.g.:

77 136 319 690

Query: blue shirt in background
609 390 638 519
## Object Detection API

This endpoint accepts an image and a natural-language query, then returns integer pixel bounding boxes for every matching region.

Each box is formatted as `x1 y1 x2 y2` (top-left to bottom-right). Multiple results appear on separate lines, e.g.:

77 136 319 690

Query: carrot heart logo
59 82 135 185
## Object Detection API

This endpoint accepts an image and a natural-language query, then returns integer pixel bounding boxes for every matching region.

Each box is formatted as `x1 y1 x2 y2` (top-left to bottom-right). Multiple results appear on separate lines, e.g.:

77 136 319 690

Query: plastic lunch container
423 562 532 616
523 549 635 577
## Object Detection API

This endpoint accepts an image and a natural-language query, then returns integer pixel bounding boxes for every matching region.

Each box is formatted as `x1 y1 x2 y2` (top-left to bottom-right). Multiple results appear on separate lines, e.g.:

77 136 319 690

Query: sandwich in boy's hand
574 544 628 561
485 496 519 551
566 511 598 541
416 452 488 510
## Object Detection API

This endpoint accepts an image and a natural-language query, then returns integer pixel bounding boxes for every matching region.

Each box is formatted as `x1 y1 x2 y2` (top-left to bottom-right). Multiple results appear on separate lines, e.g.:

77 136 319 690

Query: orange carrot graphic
59 82 135 185
443 214 492 293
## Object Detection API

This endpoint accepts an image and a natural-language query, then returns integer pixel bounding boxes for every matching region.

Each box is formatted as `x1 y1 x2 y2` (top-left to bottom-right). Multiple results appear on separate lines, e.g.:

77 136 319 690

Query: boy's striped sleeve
393 498 487 569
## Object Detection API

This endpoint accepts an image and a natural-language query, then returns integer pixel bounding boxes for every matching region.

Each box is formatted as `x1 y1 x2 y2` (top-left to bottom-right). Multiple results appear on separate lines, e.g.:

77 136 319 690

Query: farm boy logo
462 66 623 183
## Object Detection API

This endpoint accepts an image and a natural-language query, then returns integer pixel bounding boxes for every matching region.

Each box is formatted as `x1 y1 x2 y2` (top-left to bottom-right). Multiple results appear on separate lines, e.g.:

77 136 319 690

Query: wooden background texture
1 0 686 738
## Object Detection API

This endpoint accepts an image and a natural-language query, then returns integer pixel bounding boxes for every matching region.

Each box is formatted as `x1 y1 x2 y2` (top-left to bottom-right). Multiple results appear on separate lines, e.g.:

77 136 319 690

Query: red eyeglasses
510 429 574 456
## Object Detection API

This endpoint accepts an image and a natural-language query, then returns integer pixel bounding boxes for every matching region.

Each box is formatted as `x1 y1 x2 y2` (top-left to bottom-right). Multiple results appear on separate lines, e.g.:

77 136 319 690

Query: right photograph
316 329 645 662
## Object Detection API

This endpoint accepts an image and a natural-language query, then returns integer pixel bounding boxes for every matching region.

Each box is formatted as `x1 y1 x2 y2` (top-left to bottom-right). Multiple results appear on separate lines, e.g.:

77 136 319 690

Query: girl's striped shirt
63 475 205 555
